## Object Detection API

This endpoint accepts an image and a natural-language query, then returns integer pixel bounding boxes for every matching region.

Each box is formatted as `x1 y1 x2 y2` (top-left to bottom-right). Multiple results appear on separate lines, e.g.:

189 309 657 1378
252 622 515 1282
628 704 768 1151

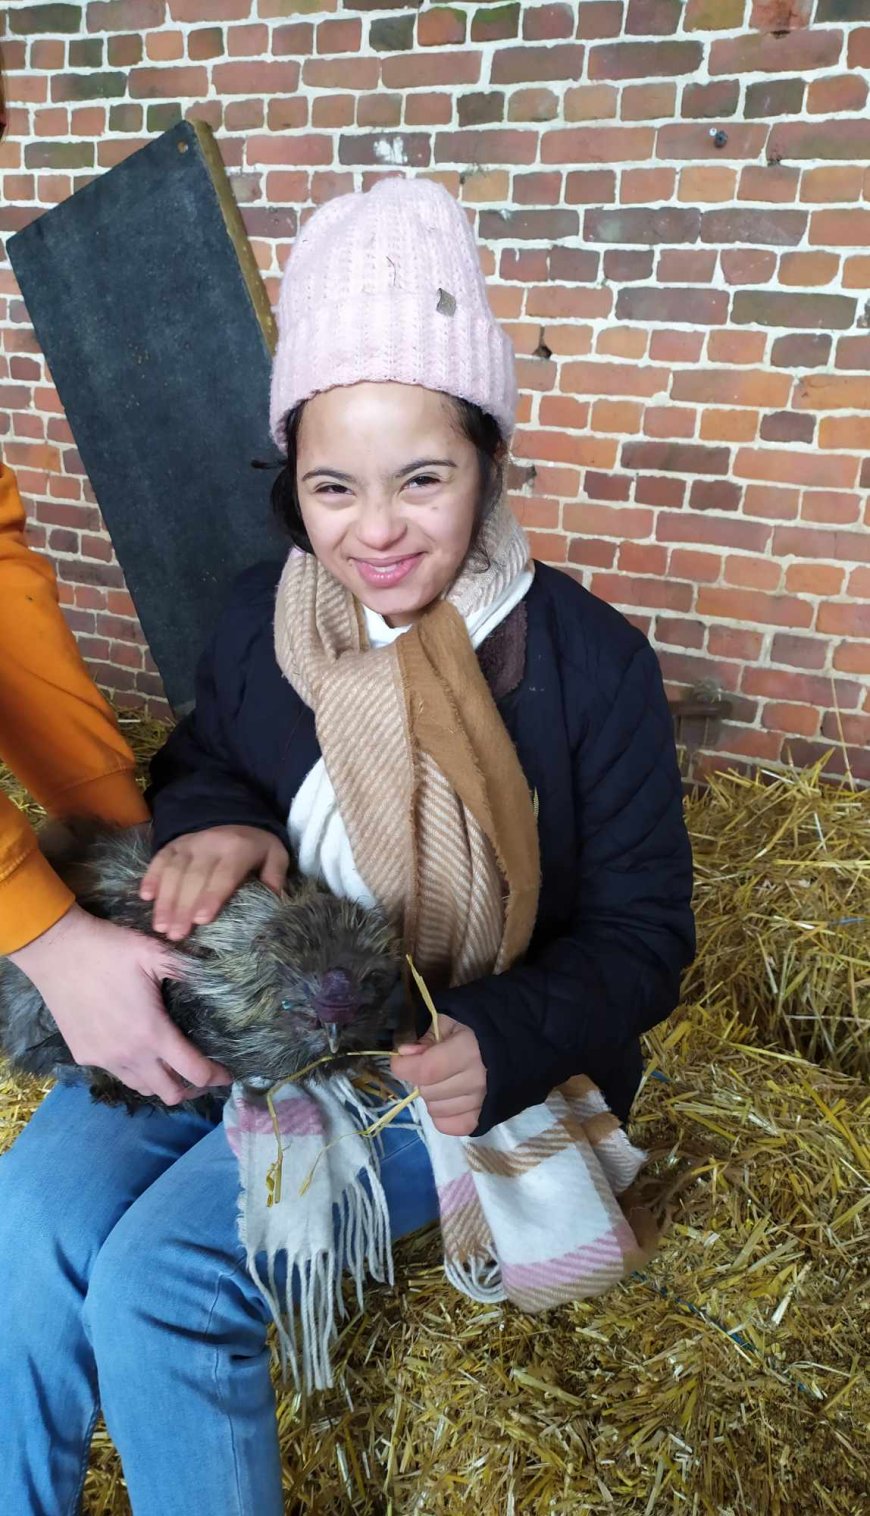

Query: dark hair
253 394 506 556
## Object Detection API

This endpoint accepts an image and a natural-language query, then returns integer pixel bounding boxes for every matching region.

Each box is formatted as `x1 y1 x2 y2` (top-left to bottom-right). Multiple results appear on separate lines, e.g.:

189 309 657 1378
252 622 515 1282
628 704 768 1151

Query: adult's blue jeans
0 1077 438 1515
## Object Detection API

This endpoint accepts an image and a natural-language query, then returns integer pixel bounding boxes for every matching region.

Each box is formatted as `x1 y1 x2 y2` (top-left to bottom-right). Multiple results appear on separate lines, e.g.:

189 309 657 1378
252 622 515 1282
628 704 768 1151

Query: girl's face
296 382 483 627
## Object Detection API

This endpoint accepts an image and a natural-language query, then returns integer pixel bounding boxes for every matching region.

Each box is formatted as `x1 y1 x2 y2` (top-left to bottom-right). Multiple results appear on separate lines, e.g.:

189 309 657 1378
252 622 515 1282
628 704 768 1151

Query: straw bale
683 760 870 1080
1 722 867 1513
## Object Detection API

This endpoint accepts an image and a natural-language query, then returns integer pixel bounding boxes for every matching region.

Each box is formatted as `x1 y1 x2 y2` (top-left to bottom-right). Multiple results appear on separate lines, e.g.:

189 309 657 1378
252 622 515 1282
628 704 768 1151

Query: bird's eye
280 998 296 1013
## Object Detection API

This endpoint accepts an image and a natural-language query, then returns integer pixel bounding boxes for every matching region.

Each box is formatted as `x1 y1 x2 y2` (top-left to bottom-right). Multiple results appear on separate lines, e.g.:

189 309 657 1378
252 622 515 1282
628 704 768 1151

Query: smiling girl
0 178 693 1513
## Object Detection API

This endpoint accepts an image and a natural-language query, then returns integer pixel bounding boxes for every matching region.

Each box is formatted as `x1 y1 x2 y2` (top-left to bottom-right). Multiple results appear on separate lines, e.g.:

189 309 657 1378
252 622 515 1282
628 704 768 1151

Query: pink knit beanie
268 177 517 447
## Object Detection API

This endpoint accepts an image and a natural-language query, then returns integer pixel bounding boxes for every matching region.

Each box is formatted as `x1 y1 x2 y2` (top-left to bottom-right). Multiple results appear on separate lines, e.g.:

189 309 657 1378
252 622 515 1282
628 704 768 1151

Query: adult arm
0 462 146 953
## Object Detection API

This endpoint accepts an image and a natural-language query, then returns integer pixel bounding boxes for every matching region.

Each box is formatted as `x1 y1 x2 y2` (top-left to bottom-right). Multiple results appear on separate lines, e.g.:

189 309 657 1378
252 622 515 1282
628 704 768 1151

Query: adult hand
139 823 290 941
9 904 232 1105
391 1013 487 1137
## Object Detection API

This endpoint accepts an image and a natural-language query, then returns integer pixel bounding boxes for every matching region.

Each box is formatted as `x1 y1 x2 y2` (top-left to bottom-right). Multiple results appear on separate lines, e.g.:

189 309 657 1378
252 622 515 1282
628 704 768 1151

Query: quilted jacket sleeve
434 641 695 1135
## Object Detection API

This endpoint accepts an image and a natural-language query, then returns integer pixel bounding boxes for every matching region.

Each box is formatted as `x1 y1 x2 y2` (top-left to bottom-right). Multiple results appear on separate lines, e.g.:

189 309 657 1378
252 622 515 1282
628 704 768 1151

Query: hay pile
1 726 868 1514
684 761 870 1080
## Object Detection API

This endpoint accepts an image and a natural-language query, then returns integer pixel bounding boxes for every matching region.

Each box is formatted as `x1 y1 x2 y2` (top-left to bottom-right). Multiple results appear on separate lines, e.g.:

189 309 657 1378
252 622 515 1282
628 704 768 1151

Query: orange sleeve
0 461 148 953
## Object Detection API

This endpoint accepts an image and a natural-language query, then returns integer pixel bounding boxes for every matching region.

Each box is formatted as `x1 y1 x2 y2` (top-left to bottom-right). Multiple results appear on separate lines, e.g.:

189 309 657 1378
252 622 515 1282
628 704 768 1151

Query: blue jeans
0 1077 438 1516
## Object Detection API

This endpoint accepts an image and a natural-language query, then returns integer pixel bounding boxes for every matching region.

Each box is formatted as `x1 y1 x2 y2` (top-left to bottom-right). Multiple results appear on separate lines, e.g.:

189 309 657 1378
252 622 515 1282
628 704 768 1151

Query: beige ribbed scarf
273 502 540 987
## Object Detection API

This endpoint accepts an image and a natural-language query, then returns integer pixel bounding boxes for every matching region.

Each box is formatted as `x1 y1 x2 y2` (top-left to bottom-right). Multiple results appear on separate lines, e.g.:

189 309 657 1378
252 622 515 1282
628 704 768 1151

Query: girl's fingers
165 862 219 940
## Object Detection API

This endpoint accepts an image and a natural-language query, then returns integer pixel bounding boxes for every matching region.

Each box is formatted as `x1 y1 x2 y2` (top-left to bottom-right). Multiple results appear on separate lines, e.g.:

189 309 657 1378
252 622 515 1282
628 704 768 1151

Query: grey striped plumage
0 823 402 1114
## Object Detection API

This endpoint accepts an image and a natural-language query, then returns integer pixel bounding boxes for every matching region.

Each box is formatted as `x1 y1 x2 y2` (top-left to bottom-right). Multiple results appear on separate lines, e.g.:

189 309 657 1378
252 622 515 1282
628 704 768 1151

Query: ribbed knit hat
268 177 518 447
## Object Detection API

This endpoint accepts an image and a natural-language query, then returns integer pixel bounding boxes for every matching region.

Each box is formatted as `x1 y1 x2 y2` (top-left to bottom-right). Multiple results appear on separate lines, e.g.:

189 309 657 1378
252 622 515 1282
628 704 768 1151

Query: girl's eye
315 482 350 497
407 474 440 489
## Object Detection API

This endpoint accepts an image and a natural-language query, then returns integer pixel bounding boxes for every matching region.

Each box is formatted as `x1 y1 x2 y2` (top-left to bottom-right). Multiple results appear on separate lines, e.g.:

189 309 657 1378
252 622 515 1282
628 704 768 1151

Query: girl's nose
354 496 407 550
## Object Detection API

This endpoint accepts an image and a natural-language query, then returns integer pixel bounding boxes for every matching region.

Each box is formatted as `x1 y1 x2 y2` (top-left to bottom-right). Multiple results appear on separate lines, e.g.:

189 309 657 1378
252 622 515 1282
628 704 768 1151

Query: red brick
417 6 465 45
673 368 787 410
736 448 858 490
405 93 452 126
513 170 563 205
621 83 676 122
470 3 521 42
778 251 839 287
564 170 618 203
848 27 870 67
635 474 686 508
770 118 870 163
382 51 480 88
760 411 815 446
243 136 329 172
801 489 861 525
268 97 308 129
272 22 314 53
316 16 361 51
592 399 644 433
128 67 208 98
785 562 844 596
212 61 301 94
659 252 719 285
561 361 669 399
435 130 538 166
690 479 743 512
339 133 430 168
577 2 624 38
620 543 669 575
226 23 269 55
656 512 773 552
626 0 682 34
698 587 813 628
491 43 584 84
742 484 799 520
589 40 702 79
549 247 601 282
591 573 694 612
710 30 842 76
724 554 782 591
681 79 741 119
586 207 701 244
733 290 856 329
622 441 731 476
750 0 812 27
566 538 618 570
799 165 864 203
705 335 765 369
832 641 870 675
480 207 578 239
563 84 618 120
541 126 655 163
770 633 827 669
643 405 695 439
670 549 721 584
708 625 764 660
600 252 653 285
763 702 821 737
678 165 737 203
771 332 832 369
357 94 402 129
523 2 575 39
530 287 610 321
807 73 868 115
794 373 870 412
508 87 560 121
584 470 634 501
649 331 705 364
539 396 591 429
304 56 380 89
564 503 654 538
773 525 870 565
810 208 870 248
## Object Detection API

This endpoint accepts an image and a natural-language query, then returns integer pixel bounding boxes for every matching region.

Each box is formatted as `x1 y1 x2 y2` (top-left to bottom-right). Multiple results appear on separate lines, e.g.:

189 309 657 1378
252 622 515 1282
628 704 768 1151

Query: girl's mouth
354 553 422 588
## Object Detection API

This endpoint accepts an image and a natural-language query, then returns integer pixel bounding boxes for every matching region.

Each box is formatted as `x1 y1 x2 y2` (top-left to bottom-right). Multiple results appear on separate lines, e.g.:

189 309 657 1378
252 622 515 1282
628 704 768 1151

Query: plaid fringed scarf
223 501 654 1394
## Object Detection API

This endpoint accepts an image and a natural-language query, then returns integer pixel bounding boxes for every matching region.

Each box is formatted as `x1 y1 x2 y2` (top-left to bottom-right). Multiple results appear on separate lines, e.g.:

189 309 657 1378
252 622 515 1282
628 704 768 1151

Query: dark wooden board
8 119 286 712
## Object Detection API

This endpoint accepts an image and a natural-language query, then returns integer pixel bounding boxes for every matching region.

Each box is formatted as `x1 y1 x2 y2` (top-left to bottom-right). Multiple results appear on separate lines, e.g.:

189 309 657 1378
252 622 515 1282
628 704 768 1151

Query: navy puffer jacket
147 560 695 1135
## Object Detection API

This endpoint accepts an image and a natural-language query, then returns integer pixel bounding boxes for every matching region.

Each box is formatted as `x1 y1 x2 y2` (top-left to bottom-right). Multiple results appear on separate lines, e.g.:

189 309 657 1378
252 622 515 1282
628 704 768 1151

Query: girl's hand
139 824 289 941
391 1013 487 1137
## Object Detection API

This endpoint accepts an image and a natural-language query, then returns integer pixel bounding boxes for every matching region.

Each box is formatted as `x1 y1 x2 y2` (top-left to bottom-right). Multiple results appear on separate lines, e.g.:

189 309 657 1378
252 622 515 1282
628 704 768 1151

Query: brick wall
1 0 869 782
